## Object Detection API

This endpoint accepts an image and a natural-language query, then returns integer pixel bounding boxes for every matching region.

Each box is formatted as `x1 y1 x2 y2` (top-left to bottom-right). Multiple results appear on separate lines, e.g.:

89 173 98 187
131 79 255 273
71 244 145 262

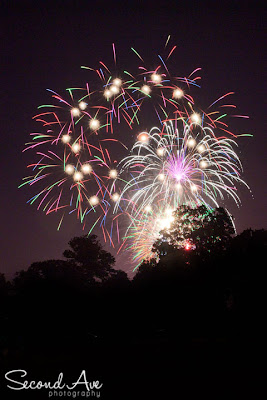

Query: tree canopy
63 234 117 282
153 204 235 260
14 234 128 291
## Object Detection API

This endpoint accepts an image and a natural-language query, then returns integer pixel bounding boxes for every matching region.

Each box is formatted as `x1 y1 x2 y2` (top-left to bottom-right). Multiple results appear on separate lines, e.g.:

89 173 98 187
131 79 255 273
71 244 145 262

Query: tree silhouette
3 226 267 380
0 273 7 296
153 204 235 260
14 234 128 292
63 234 127 283
13 259 83 293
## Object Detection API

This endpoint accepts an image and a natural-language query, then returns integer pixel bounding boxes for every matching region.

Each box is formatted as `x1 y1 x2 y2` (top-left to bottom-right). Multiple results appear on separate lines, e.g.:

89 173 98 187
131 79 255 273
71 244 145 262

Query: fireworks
19 108 126 237
116 119 249 217
20 38 251 268
114 117 250 264
121 205 176 270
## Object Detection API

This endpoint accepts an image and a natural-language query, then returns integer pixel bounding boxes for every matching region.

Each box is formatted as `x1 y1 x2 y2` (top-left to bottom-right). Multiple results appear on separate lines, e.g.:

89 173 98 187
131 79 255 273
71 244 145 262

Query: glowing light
111 192 120 202
175 172 184 182
199 160 208 169
173 88 184 99
89 195 99 206
185 242 191 250
113 78 122 87
81 164 92 174
144 205 152 212
165 207 174 216
141 85 151 95
72 143 81 153
197 144 206 153
73 171 83 181
104 89 111 98
110 85 120 95
71 107 80 117
89 119 100 130
79 101 87 110
191 113 201 124
65 164 75 175
151 73 162 84
137 132 149 143
109 169 118 179
61 134 71 144
158 215 173 230
158 173 165 181
187 138 196 148
157 147 165 156
191 184 197 192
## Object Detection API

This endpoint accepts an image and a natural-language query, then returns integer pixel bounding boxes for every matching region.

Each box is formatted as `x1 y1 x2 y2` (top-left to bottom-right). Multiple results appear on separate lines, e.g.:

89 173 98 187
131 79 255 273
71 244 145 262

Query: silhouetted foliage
14 234 128 294
1 226 267 387
189 206 235 254
13 259 84 294
154 205 235 260
63 234 119 283
0 272 8 296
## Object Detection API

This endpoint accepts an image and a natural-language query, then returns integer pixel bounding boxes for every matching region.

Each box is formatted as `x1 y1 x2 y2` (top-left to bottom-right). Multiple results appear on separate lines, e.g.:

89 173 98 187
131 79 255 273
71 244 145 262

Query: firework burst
20 38 251 266
115 119 250 222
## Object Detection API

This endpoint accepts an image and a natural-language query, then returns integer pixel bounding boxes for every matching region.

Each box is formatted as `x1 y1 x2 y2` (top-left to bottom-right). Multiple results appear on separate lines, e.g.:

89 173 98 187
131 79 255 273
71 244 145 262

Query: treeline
0 227 266 351
0 230 267 338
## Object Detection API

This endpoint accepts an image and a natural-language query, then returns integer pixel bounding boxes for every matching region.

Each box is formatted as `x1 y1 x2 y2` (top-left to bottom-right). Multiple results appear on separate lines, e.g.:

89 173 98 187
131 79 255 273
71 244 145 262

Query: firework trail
20 38 251 265
120 204 178 270
114 116 250 266
116 119 250 217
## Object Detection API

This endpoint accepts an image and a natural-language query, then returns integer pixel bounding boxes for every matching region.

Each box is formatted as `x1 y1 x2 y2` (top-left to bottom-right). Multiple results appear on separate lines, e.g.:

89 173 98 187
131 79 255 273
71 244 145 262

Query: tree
154 204 235 259
63 234 119 283
14 234 129 292
0 273 7 296
13 259 82 293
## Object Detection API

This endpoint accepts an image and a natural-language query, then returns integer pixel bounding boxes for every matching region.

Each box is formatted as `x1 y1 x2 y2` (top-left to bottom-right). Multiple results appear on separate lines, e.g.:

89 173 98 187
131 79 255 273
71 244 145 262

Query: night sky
1 0 266 279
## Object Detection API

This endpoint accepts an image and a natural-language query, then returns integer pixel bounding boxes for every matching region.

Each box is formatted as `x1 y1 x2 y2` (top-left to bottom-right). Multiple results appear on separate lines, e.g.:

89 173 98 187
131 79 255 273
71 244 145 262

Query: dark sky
1 0 266 279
